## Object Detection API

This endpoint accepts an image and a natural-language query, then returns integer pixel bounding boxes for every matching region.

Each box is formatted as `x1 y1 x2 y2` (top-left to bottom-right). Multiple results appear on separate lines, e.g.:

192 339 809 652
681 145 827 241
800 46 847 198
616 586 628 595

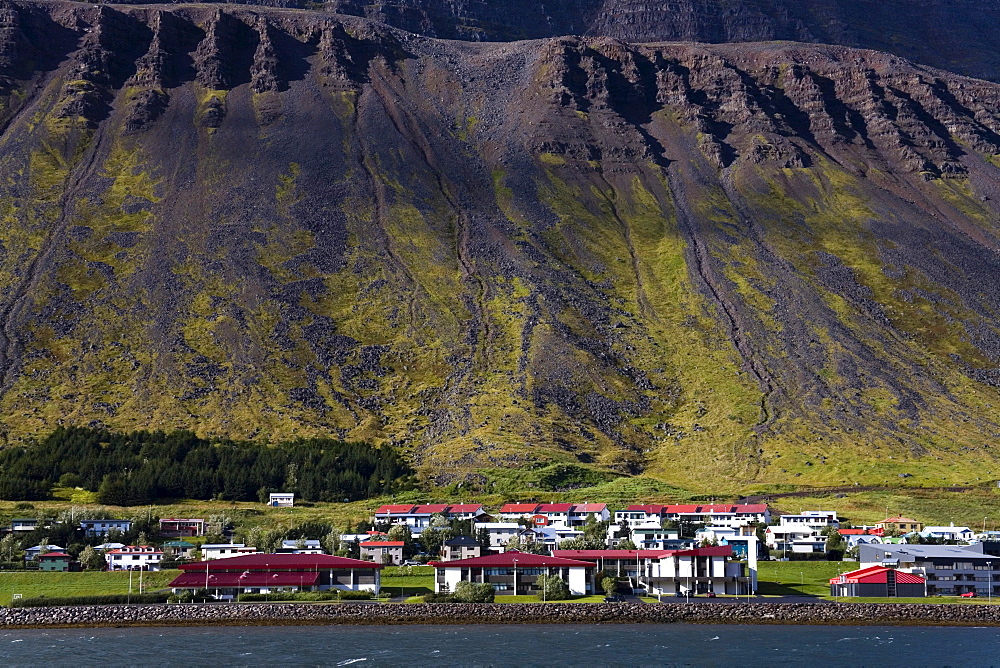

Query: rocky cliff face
89 0 1000 82
1 2 1000 490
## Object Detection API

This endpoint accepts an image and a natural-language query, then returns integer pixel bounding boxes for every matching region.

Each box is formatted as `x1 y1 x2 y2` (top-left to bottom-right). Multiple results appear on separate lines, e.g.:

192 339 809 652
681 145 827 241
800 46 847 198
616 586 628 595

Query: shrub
453 582 495 603
421 592 457 603
536 575 571 601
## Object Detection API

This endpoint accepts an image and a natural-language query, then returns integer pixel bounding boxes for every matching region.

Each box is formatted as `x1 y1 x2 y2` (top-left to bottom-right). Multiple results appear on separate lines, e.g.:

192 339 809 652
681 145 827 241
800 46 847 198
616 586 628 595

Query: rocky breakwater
4 602 1000 629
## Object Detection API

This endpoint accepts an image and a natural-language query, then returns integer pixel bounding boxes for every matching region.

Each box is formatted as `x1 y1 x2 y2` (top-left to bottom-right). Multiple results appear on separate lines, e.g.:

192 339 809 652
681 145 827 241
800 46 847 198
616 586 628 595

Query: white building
765 526 826 554
475 523 523 550
778 511 839 531
373 504 488 531
268 493 295 507
920 525 975 543
104 545 163 571
613 504 770 530
202 543 261 560
496 503 609 528
633 524 681 549
430 551 594 595
278 539 324 554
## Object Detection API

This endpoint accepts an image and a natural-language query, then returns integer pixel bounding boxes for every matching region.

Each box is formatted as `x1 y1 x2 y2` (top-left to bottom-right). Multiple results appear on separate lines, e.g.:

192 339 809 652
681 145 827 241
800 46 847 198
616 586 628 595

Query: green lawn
0 570 180 606
380 566 434 596
757 560 846 597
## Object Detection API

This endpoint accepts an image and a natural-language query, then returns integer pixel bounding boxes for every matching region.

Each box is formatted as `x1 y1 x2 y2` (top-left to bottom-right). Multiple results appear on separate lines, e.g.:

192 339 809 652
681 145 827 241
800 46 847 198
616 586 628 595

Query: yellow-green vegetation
380 565 434 596
0 570 179 606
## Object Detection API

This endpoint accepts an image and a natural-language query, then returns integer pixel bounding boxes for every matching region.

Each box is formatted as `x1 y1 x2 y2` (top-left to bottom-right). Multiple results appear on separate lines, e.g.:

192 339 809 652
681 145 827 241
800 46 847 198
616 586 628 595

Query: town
3 493 999 607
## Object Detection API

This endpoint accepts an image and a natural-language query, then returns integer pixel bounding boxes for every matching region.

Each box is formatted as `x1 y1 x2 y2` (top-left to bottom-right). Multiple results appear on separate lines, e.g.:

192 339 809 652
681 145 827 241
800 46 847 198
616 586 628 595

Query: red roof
178 554 382 571
537 503 573 513
362 541 405 547
170 571 321 588
572 504 607 512
838 529 871 535
665 505 702 513
830 566 925 585
414 504 449 514
447 504 483 514
429 551 595 568
39 552 70 559
375 505 415 514
879 516 920 524
623 505 666 513
735 504 769 513
500 503 539 513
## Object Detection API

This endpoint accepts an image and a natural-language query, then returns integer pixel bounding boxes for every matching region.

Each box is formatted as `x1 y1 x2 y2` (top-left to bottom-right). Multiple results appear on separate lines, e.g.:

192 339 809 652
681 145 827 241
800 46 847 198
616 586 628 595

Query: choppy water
0 623 994 666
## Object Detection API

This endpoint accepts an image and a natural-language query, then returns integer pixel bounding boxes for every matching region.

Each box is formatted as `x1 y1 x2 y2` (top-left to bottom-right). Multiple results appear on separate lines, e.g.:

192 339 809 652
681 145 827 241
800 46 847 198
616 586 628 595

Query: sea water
0 623 993 666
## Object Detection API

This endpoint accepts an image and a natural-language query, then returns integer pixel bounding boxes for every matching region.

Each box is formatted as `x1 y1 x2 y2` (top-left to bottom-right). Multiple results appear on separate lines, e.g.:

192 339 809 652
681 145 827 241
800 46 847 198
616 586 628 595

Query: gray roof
864 543 990 559
444 535 480 546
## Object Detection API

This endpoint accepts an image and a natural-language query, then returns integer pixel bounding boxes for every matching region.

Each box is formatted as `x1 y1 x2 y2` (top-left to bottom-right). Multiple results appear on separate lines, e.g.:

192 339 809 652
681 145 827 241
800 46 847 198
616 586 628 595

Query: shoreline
4 602 1000 629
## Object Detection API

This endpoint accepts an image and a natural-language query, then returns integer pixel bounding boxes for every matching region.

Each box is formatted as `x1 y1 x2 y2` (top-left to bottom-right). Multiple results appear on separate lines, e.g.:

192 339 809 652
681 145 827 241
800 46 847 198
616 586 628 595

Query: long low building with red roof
497 503 609 527
829 566 926 598
429 550 596 596
373 504 488 530
553 546 751 596
614 504 770 529
168 554 383 600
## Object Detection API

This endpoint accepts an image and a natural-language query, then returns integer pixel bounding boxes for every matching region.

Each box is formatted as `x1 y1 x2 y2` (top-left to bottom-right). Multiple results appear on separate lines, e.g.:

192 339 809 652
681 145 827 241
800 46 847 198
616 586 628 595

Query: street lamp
512 558 519 598
989 561 993 603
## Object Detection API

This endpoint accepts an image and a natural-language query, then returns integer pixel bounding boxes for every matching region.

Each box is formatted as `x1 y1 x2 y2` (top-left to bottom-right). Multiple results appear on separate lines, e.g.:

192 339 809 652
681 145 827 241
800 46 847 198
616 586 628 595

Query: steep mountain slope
1 3 1000 491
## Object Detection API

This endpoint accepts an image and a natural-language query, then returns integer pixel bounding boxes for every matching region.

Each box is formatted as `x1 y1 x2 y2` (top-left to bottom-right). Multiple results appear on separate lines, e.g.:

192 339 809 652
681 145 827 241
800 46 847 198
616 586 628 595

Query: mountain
1 2 1000 491
91 0 1000 83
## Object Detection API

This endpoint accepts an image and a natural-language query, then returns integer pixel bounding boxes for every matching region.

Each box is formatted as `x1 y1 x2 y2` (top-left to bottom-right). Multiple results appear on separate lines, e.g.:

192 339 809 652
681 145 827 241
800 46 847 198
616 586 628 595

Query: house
877 516 922 534
25 544 63 561
633 524 681 550
568 504 610 526
159 518 205 538
11 518 40 532
920 525 975 543
268 493 295 507
440 535 482 561
278 539 324 554
829 566 926 598
430 550 595 595
38 552 79 572
80 519 133 537
104 545 163 571
778 511 839 531
515 526 582 549
553 546 750 596
93 542 126 553
202 543 261 560
169 553 383 599
613 504 770 529
474 523 523 551
359 541 405 565
858 543 1000 596
838 529 884 549
694 526 738 544
162 541 197 559
765 526 826 554
373 504 488 531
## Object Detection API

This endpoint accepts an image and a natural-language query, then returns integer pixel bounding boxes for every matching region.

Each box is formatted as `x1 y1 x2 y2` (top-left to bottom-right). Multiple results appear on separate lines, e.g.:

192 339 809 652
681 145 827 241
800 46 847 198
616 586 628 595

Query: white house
278 539 324 554
633 524 681 549
475 523 523 550
778 511 839 531
496 503 608 528
104 545 163 571
920 525 975 543
613 504 770 529
373 504 488 531
25 544 63 561
694 526 738 544
268 493 295 507
202 543 261 560
567 504 610 526
765 526 826 554
430 551 594 595
80 519 133 537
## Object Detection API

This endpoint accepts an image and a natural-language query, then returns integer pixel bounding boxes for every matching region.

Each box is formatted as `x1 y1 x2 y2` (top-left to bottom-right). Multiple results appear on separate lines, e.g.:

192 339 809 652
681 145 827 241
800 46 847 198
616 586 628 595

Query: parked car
674 591 695 598
960 591 978 598
603 594 625 603
705 592 717 598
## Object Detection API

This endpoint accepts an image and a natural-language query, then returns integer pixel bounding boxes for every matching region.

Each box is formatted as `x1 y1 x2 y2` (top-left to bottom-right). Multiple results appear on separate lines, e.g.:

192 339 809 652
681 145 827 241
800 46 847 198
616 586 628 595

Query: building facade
80 519 133 537
430 551 594 595
104 545 163 571
859 543 1000 596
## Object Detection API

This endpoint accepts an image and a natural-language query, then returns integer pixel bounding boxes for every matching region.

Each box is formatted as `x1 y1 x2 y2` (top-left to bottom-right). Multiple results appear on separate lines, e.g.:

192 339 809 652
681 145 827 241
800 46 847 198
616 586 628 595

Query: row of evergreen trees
0 426 415 505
